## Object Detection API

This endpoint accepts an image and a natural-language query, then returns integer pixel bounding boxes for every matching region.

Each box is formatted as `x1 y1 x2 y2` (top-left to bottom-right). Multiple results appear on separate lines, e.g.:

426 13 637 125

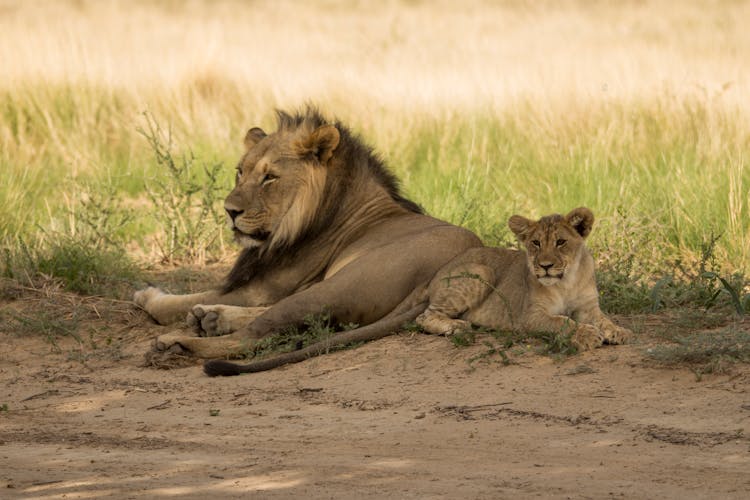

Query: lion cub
416 207 631 351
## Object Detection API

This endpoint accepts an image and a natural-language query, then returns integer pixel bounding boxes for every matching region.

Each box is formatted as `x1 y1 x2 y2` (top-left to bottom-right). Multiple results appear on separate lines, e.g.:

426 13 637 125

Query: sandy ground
1 304 750 499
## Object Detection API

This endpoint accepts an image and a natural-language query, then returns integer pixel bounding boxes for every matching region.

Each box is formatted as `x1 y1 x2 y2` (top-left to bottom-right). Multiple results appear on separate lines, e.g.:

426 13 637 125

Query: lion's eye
531 240 541 248
556 239 566 247
261 173 278 185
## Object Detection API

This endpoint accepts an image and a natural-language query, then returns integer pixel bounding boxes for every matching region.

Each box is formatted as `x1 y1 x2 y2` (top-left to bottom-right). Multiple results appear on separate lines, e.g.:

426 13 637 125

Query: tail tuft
203 359 244 377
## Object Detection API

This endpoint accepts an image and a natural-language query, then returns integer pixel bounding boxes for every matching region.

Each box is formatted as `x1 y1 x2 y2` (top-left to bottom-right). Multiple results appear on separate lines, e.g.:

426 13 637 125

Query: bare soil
1 289 750 499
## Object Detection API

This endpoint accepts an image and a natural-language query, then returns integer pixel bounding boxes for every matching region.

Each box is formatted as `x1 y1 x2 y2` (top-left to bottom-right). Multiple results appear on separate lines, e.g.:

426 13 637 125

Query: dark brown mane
276 107 422 214
222 107 422 294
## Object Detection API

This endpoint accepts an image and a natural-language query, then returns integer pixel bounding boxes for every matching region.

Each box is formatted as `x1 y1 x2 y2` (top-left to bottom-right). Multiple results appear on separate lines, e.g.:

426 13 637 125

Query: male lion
134 108 482 360
204 207 631 376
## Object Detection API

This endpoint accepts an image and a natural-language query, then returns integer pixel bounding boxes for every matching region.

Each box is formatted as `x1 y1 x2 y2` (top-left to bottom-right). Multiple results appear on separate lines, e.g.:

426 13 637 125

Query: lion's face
224 123 340 250
508 207 594 286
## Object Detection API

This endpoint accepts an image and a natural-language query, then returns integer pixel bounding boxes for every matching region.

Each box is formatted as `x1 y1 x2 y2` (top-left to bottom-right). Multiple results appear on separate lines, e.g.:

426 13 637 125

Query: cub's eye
261 173 278 185
556 239 567 247
531 240 541 248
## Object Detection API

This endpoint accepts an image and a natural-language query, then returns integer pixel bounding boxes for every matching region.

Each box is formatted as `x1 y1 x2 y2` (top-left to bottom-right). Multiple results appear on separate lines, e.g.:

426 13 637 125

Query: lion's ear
297 124 340 163
565 207 594 239
244 127 267 150
508 215 532 240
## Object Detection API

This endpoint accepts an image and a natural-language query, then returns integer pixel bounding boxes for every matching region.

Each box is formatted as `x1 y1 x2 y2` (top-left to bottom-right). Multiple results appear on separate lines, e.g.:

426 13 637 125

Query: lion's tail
203 302 428 377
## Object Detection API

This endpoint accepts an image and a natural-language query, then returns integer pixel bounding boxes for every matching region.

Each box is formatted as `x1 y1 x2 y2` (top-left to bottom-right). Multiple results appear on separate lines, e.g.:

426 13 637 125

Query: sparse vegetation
0 277 139 364
449 326 578 367
249 313 361 360
644 326 750 377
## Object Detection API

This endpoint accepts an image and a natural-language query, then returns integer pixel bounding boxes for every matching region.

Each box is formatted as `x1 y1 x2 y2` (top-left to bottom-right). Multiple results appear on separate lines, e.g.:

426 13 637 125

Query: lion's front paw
571 324 604 352
186 304 263 337
188 305 225 337
133 286 165 310
154 332 196 354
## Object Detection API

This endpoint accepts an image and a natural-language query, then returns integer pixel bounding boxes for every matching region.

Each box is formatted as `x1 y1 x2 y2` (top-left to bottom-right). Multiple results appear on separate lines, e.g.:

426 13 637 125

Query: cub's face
224 124 339 249
508 208 594 286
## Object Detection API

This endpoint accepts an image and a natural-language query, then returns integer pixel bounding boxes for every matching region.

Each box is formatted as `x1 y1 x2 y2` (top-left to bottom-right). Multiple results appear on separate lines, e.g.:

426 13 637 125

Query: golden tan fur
416 208 632 351
134 108 481 361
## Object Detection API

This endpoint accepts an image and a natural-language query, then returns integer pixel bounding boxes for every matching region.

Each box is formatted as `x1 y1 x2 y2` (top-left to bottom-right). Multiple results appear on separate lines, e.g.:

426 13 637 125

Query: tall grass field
1 0 748 310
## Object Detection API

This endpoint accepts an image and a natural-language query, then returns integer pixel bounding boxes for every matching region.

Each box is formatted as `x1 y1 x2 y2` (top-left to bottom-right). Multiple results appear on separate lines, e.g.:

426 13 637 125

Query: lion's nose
226 208 244 221
540 263 553 271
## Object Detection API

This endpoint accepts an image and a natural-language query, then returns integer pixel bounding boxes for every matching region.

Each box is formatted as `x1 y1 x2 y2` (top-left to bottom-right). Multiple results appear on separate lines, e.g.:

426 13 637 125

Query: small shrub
137 113 228 264
597 266 652 314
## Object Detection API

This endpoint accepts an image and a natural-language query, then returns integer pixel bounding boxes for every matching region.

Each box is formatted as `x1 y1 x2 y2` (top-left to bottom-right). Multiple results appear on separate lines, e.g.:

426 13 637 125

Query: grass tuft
1 181 140 297
644 326 750 376
451 326 578 367
247 313 361 360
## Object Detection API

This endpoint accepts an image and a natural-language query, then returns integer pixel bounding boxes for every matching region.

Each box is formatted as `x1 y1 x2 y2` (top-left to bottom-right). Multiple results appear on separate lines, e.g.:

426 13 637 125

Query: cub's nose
226 208 244 221
540 263 553 271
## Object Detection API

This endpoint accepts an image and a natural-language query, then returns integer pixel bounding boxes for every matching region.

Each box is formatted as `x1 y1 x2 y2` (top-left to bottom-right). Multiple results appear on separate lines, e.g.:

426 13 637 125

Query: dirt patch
1 295 749 498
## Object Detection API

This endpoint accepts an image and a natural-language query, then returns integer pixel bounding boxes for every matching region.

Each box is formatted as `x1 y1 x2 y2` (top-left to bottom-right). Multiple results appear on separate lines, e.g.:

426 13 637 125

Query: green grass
1 83 747 308
1 176 141 298
396 101 749 271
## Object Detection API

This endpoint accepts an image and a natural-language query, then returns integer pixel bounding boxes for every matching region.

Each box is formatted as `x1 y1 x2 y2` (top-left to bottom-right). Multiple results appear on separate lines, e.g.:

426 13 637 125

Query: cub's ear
508 215 532 240
244 127 267 150
565 207 594 239
296 124 340 164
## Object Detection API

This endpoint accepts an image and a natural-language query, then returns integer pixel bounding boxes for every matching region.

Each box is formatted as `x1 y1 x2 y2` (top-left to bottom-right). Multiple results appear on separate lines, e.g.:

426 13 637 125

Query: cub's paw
604 325 633 345
441 319 472 336
416 312 471 336
571 324 605 352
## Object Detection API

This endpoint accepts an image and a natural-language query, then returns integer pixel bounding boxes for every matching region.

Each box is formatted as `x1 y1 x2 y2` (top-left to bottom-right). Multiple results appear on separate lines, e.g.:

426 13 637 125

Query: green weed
702 271 750 315
449 329 477 348
137 113 229 264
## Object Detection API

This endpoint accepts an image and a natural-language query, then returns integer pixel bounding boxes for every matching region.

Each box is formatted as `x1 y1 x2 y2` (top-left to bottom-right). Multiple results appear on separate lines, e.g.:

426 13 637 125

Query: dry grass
3 0 748 108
